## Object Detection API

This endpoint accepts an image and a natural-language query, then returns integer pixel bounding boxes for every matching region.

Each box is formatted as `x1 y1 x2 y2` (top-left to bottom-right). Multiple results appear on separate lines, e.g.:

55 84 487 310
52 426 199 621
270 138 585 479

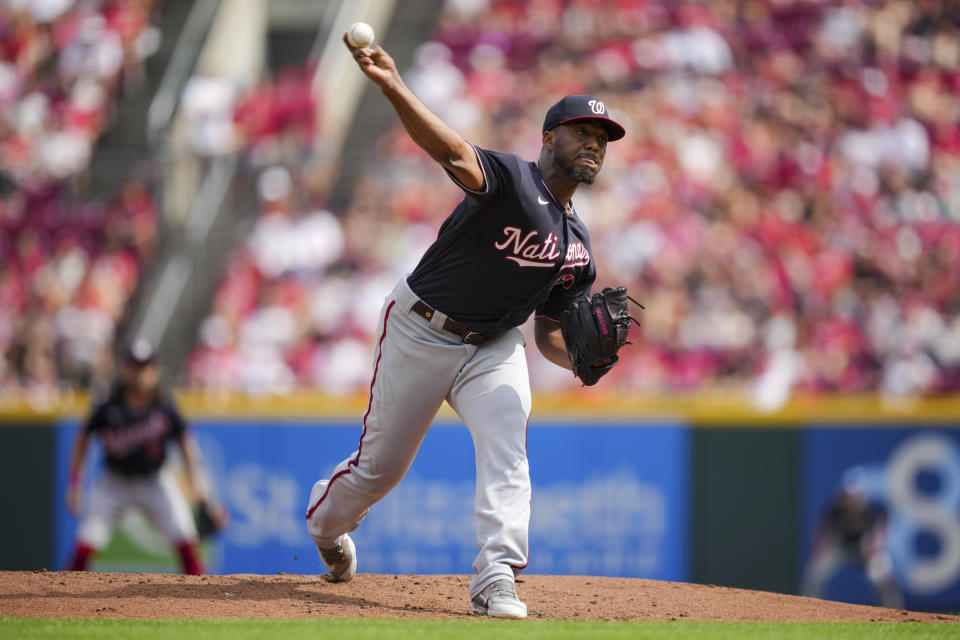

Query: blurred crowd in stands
189 0 960 403
0 0 158 188
180 62 316 163
0 0 158 401
4 0 959 404
186 161 402 395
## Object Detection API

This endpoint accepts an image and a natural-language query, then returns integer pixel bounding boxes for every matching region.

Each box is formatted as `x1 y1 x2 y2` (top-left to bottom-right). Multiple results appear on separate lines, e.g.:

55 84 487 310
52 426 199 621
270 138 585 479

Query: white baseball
347 22 375 48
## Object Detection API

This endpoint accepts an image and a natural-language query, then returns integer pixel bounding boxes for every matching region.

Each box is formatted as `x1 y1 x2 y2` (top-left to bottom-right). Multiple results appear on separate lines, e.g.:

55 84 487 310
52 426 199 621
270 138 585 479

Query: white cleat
471 579 527 619
318 533 357 582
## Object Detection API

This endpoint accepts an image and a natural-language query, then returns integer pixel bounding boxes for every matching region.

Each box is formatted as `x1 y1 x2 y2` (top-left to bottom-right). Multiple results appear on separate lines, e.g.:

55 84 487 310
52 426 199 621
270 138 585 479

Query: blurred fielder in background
65 339 226 574
801 467 903 608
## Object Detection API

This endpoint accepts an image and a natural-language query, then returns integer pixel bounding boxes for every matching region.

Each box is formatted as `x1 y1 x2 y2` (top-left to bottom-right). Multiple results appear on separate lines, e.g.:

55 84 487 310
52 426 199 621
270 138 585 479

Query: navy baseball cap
125 338 156 366
542 95 626 141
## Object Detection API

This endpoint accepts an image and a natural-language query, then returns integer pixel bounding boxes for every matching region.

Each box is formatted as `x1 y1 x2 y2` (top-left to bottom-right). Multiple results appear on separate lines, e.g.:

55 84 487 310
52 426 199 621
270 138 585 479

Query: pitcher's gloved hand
559 286 643 386
194 499 229 539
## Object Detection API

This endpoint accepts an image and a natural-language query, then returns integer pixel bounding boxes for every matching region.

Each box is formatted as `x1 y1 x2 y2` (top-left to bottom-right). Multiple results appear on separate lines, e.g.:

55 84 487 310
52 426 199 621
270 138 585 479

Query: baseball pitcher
305 34 639 618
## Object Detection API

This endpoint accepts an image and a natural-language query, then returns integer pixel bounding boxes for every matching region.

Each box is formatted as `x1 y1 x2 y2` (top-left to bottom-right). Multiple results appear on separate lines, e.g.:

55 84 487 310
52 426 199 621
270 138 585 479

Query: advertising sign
53 419 689 580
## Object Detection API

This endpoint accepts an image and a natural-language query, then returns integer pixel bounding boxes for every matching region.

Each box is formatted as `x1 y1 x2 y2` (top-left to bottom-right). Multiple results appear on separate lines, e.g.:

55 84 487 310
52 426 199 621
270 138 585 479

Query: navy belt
411 300 489 345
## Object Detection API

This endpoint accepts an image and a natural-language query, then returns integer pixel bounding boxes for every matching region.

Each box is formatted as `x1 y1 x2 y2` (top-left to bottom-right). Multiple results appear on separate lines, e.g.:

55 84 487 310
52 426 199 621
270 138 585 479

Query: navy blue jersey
84 388 187 476
407 146 595 333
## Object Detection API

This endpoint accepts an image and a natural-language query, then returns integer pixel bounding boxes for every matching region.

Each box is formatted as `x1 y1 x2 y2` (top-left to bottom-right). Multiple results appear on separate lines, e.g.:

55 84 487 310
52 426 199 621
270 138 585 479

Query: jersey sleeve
444 145 520 200
161 395 188 439
535 263 597 322
82 400 109 434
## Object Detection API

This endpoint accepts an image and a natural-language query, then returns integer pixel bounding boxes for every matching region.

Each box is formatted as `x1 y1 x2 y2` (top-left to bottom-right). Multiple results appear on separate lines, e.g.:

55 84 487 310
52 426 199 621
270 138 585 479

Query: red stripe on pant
305 300 396 520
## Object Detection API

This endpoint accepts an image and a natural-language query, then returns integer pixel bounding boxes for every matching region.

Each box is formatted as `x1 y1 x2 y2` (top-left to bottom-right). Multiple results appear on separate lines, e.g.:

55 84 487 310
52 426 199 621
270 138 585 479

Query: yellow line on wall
0 390 958 424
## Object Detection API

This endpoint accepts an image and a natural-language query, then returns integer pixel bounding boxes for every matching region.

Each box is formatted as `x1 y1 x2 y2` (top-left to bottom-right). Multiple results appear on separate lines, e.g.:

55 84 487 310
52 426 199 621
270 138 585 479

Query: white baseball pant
306 277 531 598
77 468 198 549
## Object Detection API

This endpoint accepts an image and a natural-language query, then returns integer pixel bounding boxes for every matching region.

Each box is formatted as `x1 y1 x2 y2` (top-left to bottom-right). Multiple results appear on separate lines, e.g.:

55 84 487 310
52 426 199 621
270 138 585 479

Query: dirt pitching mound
0 571 955 623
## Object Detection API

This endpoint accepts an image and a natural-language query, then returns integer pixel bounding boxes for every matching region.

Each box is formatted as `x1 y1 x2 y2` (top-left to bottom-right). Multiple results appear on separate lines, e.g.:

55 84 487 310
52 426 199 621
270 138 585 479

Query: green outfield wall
690 427 802 594
0 421 56 570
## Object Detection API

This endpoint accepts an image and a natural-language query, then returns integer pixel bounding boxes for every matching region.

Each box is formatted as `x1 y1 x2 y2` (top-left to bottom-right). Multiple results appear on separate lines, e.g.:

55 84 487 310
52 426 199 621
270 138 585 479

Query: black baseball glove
559 286 642 386
194 499 229 540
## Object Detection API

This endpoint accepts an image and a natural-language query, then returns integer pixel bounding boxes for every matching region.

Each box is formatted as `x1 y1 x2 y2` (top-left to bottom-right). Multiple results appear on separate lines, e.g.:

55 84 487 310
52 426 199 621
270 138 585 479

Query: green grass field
1 618 957 640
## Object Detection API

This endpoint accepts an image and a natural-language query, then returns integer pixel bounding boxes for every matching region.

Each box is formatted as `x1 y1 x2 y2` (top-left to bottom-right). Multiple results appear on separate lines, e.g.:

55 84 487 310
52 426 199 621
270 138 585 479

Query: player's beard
559 153 598 184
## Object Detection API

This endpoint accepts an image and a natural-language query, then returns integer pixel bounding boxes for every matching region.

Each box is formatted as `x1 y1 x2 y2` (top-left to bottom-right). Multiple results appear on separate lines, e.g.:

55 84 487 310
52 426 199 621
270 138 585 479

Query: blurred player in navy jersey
65 339 219 574
801 468 903 608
